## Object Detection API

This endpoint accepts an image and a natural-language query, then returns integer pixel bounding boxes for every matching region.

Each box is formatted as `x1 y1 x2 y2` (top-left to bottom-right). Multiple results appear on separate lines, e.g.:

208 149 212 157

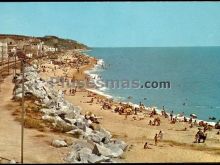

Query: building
43 45 58 52
0 42 8 60
0 37 17 58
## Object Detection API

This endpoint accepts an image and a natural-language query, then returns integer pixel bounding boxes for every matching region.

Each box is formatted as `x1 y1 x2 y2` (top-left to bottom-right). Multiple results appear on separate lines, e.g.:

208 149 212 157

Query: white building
43 45 58 52
0 42 8 59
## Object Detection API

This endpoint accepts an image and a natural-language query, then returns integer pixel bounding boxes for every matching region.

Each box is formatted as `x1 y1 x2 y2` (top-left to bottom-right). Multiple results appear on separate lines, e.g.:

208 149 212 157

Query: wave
85 58 109 93
86 88 112 99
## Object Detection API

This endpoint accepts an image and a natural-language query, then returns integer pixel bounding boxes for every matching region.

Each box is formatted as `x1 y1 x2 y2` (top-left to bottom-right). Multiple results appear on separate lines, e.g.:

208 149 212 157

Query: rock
67 128 85 139
72 140 95 151
64 118 77 125
75 119 86 130
42 115 56 123
84 126 93 136
87 154 111 163
99 128 112 144
65 141 111 163
64 150 78 163
14 93 23 99
40 108 56 116
90 123 101 131
88 132 103 143
92 143 112 157
105 144 124 158
9 160 16 164
52 139 68 147
77 147 92 163
111 139 128 151
53 116 75 132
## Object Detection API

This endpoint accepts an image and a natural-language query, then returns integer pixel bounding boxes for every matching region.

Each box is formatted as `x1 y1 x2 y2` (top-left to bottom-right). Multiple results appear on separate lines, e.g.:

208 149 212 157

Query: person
144 142 151 149
195 128 203 143
217 131 220 135
158 130 163 140
134 107 138 115
149 120 152 126
170 111 173 121
204 124 208 133
184 116 187 122
194 120 197 125
152 108 157 115
154 133 158 146
189 118 192 124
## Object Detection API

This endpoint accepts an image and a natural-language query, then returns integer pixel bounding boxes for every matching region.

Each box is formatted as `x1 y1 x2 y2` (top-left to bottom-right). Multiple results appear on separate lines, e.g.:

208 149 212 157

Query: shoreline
82 53 217 127
2 48 220 162
24 49 220 162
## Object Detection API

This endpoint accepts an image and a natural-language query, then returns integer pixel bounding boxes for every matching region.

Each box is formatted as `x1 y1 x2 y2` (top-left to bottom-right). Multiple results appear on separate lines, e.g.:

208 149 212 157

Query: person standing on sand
154 133 158 146
134 107 138 115
170 110 173 121
158 130 163 140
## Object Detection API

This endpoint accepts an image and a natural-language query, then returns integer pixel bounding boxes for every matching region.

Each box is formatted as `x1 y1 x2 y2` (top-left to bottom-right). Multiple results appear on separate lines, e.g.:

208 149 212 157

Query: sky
0 2 220 47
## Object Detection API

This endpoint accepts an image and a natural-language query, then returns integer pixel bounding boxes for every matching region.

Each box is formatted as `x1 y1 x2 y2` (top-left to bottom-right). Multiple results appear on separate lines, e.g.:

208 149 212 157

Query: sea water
86 47 220 122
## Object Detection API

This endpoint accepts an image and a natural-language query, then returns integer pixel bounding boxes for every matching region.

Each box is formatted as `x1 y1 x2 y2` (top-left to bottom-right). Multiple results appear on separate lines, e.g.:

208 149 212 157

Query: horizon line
89 46 220 48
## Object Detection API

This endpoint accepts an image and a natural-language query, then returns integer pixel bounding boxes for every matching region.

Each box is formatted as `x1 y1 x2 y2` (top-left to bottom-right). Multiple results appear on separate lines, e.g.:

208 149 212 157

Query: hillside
0 34 88 50
37 35 88 50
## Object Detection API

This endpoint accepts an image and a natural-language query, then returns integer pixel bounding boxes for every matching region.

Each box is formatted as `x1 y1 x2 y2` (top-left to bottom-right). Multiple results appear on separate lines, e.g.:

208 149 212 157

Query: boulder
67 128 85 139
87 154 111 163
72 140 95 151
42 115 56 123
52 139 68 147
40 108 56 116
9 160 16 164
53 116 75 132
88 133 102 143
92 143 113 157
65 141 111 163
105 143 124 157
99 128 112 144
110 139 128 151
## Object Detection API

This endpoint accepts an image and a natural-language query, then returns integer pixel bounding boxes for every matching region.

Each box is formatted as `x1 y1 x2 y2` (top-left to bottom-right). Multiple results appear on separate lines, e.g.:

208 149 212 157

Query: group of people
144 130 164 149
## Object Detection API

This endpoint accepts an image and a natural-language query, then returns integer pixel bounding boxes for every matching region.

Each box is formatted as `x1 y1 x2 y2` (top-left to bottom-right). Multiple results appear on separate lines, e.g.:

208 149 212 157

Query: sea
84 47 220 123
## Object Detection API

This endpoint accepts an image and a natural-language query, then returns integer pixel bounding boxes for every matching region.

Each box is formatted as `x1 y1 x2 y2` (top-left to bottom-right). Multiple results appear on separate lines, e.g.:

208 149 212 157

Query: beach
33 50 220 162
1 2 220 163
1 49 220 163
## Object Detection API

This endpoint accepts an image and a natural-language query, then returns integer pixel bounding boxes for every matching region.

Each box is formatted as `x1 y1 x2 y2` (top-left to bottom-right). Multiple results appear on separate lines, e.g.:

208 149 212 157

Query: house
43 45 58 52
0 42 8 60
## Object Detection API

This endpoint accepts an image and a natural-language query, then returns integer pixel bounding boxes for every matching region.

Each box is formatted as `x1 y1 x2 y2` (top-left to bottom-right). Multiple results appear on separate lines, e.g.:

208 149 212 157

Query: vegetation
0 34 88 50
37 35 88 50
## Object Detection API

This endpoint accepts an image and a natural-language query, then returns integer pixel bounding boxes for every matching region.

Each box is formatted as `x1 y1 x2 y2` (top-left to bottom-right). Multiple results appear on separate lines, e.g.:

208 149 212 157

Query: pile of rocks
12 65 128 163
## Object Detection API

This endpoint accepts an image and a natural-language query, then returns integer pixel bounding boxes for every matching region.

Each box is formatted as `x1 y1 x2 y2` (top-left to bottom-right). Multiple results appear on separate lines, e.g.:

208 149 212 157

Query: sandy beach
1 49 220 163
1 2 220 163
34 50 220 162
